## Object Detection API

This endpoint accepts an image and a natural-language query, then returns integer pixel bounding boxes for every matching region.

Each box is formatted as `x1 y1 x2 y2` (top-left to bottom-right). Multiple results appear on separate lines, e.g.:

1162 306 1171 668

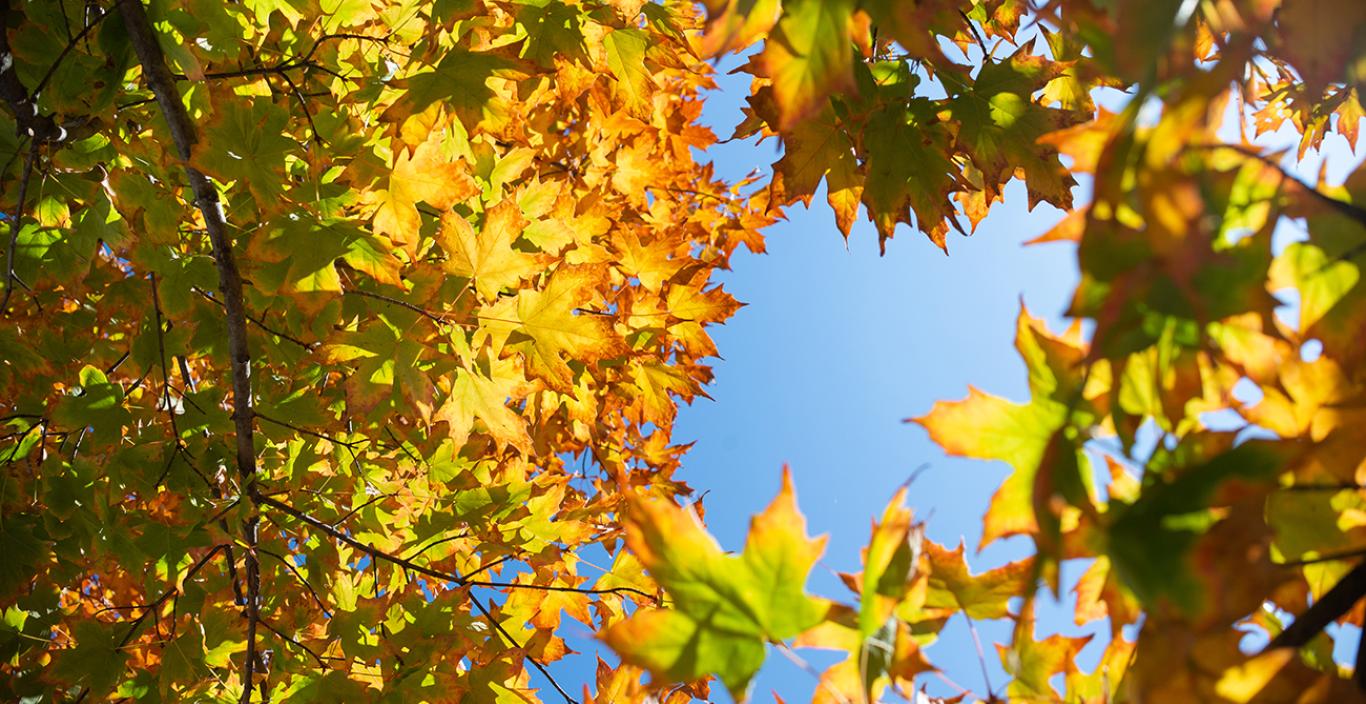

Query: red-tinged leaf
924 541 1034 620
756 0 857 129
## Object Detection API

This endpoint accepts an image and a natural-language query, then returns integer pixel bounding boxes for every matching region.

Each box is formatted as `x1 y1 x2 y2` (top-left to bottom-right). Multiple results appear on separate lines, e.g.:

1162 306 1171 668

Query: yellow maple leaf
481 265 628 391
440 199 545 301
371 134 480 257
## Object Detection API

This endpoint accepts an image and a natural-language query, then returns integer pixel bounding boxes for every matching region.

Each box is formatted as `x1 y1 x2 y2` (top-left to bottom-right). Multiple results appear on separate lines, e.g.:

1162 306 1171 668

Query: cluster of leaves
0 0 774 701
598 0 1366 701
4 0 1366 702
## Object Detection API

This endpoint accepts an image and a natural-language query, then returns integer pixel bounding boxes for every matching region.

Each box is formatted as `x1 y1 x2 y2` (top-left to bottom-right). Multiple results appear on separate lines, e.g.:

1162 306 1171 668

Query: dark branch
1264 560 1366 651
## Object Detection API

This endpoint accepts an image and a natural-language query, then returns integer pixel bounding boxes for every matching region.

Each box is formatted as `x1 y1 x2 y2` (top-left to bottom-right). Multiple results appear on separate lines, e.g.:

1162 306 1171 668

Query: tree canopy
1 0 1364 702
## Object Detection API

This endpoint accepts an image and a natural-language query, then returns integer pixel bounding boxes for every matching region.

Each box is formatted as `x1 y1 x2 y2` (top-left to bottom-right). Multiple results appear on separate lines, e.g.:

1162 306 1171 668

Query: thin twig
258 616 332 668
1 141 39 314
329 493 390 528
257 548 332 617
30 0 117 99
401 532 470 561
342 288 475 328
460 554 516 581
192 286 319 350
958 10 991 59
116 545 228 648
964 615 996 699
276 71 323 146
254 411 364 449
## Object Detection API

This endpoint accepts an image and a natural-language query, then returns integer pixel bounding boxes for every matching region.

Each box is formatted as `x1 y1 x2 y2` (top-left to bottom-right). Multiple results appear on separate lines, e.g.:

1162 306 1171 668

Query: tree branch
0 1 63 142
1264 560 1366 651
255 493 654 601
117 2 262 699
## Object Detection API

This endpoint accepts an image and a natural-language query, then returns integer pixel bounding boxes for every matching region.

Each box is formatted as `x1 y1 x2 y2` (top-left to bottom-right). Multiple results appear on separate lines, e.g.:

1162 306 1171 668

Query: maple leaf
192 94 297 205
944 49 1080 212
756 0 856 129
370 133 481 257
440 199 544 301
434 356 531 454
770 104 864 237
604 468 830 698
382 48 528 131
481 264 628 391
999 603 1092 701
860 102 960 250
923 541 1033 620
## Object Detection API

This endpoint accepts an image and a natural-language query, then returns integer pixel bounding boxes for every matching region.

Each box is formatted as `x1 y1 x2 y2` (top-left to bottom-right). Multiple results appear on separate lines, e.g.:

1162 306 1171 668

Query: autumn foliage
1 0 1364 702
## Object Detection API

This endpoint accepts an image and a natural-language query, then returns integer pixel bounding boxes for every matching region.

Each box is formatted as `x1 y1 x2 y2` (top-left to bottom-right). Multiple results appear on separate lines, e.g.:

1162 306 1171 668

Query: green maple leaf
193 95 298 204
320 315 435 419
52 366 133 446
945 50 1079 212
861 101 959 250
757 0 856 128
603 468 830 699
385 48 525 130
